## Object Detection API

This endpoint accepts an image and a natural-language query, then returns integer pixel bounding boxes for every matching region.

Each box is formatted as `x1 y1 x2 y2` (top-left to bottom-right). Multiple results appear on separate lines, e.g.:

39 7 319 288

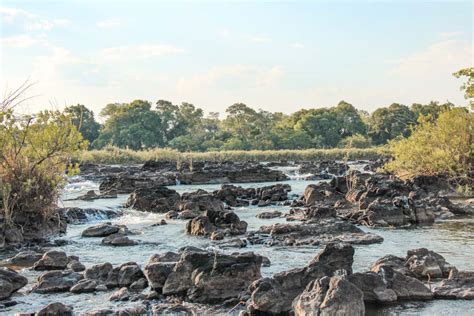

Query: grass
76 146 388 164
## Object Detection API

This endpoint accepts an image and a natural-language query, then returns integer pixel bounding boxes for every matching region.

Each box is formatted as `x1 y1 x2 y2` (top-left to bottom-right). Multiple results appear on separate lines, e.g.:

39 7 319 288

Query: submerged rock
434 270 474 299
249 243 354 314
81 223 128 237
101 233 138 247
293 276 365 316
0 267 28 300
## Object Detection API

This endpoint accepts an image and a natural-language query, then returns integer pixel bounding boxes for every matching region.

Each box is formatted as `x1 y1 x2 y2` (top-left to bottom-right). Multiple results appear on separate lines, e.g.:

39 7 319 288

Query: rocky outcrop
348 272 397 303
0 267 28 300
101 233 138 246
249 219 383 247
158 247 262 304
2 251 43 268
31 270 82 293
124 186 180 213
36 302 73 316
99 173 176 194
179 190 225 217
256 211 282 219
33 250 68 271
60 207 122 224
434 270 474 299
81 223 128 237
249 243 354 314
293 276 365 316
79 262 146 292
186 209 247 238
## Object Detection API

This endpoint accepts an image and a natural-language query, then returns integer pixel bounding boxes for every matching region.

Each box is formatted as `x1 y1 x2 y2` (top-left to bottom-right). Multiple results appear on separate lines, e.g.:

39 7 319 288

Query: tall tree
368 103 417 145
64 104 101 146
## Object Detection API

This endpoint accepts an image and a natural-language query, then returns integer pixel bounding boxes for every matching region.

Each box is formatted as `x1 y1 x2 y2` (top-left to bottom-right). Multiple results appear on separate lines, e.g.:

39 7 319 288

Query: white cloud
0 6 69 31
290 42 304 49
97 18 121 28
257 66 284 86
99 44 185 61
250 35 271 43
1 34 42 48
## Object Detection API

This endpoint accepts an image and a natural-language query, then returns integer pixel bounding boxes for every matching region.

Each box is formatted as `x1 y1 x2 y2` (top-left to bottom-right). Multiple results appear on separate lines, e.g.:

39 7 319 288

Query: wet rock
251 219 383 247
70 279 98 293
144 262 175 291
101 233 138 247
75 190 117 201
129 278 148 291
82 223 127 237
162 248 262 303
405 248 454 279
347 272 397 303
31 270 82 293
2 251 42 268
84 262 113 283
434 270 474 299
67 260 85 272
0 267 28 300
180 190 225 213
371 255 410 276
33 250 68 271
151 303 196 315
124 186 180 213
99 173 176 195
371 265 433 300
147 252 180 264
35 302 73 316
116 304 148 316
256 211 283 219
60 207 122 224
249 243 354 314
85 308 116 316
186 209 247 238
293 276 365 316
109 287 130 301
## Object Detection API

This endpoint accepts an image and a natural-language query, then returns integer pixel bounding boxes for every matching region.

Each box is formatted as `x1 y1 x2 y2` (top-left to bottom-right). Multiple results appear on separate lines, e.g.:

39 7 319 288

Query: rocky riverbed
0 160 473 315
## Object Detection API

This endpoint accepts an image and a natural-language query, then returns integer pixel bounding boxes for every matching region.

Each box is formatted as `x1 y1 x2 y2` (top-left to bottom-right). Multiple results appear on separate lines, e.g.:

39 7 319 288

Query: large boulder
180 190 225 214
293 276 365 316
31 270 82 293
124 186 180 213
2 250 42 268
434 270 474 299
405 248 455 279
33 250 68 271
249 243 354 314
162 248 262 303
347 272 397 303
186 209 247 238
36 302 73 316
0 267 28 300
82 262 145 290
81 223 127 237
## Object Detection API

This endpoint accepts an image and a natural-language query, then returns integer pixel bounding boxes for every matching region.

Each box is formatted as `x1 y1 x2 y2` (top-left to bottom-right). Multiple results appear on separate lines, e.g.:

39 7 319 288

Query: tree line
65 100 455 151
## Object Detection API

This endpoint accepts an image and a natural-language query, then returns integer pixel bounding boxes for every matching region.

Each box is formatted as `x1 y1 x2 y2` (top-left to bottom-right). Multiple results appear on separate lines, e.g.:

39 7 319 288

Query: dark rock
109 287 130 301
101 234 137 247
434 270 474 299
2 251 42 268
70 279 98 293
348 272 397 303
256 211 282 219
35 302 73 316
31 270 82 293
144 262 175 291
0 267 28 300
60 207 122 224
124 186 180 213
82 223 127 237
147 252 180 264
186 209 247 238
405 248 454 279
33 250 68 271
293 276 365 316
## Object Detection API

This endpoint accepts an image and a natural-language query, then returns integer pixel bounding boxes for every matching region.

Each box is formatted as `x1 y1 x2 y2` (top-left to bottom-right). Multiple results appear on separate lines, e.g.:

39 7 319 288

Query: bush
385 108 473 185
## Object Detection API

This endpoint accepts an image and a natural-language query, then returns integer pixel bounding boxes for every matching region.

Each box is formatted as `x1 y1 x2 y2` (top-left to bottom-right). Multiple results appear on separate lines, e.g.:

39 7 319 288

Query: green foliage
453 67 474 109
385 108 473 183
0 109 86 225
338 134 373 148
368 103 417 145
64 104 101 146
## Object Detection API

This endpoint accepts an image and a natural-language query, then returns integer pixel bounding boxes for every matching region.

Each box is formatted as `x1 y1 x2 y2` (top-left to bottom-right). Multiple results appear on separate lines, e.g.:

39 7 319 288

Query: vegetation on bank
77 147 387 164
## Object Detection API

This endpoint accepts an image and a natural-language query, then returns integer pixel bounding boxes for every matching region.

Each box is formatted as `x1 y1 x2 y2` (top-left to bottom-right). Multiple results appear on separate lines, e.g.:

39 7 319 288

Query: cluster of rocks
214 183 292 207
81 223 138 246
59 208 122 225
186 209 248 240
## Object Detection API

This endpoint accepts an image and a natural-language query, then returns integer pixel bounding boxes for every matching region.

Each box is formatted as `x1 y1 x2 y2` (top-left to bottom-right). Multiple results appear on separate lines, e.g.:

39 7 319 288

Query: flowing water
2 168 474 315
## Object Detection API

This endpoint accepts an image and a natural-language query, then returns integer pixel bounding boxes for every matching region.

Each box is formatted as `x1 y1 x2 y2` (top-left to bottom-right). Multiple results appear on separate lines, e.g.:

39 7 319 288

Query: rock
162 248 262 303
99 173 176 195
84 262 113 283
144 262 175 291
371 265 433 300
0 267 28 300
67 260 85 272
251 220 383 247
116 263 145 288
3 251 42 268
249 243 354 314
35 302 73 316
347 272 397 303
152 303 196 315
82 223 127 237
101 234 138 246
70 279 98 293
147 252 180 264
405 248 454 279
31 270 82 293
293 276 365 316
256 211 282 219
180 190 225 214
186 209 247 238
304 184 326 205
116 304 148 316
124 186 180 213
109 287 130 301
370 254 410 276
33 250 68 271
85 308 116 316
434 270 474 299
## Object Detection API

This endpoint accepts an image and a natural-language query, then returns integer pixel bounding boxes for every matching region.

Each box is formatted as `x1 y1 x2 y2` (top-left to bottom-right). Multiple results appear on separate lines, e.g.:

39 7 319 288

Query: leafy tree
64 104 101 146
410 101 453 123
333 101 367 137
156 100 203 144
368 103 417 144
453 67 474 109
385 108 473 189
338 134 373 148
94 100 164 150
294 108 342 148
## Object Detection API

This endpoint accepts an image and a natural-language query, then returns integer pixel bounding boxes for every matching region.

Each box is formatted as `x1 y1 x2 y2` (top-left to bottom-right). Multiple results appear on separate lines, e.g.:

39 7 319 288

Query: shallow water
3 173 474 315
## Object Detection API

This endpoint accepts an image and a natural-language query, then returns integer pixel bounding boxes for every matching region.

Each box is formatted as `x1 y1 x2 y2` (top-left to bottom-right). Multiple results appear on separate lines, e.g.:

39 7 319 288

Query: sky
1 0 472 117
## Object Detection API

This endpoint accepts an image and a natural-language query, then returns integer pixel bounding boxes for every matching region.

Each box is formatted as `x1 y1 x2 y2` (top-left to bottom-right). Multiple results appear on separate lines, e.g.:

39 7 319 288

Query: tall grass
77 146 388 164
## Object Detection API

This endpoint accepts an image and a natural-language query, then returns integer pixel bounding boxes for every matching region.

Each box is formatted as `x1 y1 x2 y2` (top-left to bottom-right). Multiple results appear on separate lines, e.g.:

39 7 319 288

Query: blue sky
1 0 472 116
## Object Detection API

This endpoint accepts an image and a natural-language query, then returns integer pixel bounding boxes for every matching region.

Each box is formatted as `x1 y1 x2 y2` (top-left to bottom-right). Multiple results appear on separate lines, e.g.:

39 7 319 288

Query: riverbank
77 147 387 164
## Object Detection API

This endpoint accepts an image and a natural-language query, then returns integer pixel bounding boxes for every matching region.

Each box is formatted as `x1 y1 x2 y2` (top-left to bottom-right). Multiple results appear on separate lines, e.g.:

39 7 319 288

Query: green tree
94 100 164 150
368 103 417 144
156 100 203 144
453 67 474 109
64 104 101 146
410 101 453 123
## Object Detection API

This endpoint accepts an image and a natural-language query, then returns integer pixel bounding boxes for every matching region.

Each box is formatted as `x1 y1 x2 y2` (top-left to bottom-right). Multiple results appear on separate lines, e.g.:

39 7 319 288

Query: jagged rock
101 233 137 246
186 209 247 238
162 248 262 303
347 272 397 303
144 262 175 291
81 223 127 237
371 265 433 300
256 211 282 219
85 308 116 316
109 287 130 301
124 186 180 213
147 252 180 264
151 303 196 315
60 207 122 224
116 304 148 316
0 267 28 300
2 251 42 268
70 279 98 293
33 250 68 271
31 270 82 293
99 173 176 195
84 262 113 283
293 276 365 316
35 302 73 316
434 270 474 299
249 243 354 314
180 190 225 213
405 248 454 279
67 260 85 272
